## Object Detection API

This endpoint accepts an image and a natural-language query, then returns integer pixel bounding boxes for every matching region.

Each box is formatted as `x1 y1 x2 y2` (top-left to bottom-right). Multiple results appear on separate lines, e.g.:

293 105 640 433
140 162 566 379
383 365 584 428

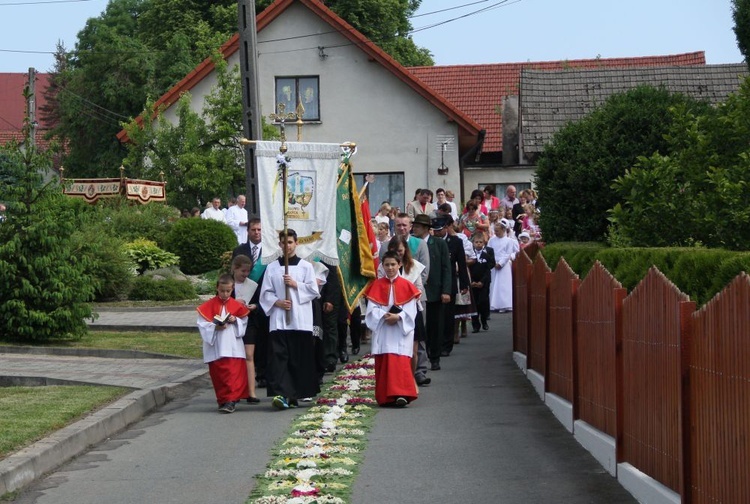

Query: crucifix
268 101 304 323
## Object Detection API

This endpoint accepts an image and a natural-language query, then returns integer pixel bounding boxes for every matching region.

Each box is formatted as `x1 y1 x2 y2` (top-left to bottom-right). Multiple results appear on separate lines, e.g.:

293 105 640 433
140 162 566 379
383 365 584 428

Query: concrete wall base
617 462 680 504
545 393 573 433
513 352 527 374
527 369 545 400
574 420 617 476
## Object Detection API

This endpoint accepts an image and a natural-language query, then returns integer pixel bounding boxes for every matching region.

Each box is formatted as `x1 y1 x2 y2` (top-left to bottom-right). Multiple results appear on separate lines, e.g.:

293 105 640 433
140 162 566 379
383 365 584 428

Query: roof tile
408 52 707 152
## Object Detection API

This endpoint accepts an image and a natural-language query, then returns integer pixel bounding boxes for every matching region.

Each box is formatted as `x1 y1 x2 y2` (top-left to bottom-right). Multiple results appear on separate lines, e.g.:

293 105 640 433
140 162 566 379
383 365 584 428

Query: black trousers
472 286 490 329
338 306 362 352
442 296 456 354
425 301 445 362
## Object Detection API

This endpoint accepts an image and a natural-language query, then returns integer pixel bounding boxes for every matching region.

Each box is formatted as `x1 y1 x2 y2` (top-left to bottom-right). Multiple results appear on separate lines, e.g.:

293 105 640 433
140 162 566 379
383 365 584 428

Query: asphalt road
8 312 636 504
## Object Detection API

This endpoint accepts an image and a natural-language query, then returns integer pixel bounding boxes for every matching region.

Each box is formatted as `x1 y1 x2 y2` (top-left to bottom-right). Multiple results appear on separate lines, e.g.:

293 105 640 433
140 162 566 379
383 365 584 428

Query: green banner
336 158 375 313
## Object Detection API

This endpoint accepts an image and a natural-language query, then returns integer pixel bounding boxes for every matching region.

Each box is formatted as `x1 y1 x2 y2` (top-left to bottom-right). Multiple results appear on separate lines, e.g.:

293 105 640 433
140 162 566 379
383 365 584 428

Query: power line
0 0 99 6
57 85 130 120
1 0 521 58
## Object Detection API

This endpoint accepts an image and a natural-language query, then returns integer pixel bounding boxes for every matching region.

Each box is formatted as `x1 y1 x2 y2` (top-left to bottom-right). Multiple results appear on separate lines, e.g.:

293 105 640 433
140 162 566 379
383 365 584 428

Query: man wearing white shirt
226 195 249 245
202 197 226 222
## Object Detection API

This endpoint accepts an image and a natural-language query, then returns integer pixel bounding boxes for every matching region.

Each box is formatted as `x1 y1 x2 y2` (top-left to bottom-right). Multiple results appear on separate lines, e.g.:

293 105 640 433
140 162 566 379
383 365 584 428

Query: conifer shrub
128 276 196 301
163 218 238 275
0 142 94 341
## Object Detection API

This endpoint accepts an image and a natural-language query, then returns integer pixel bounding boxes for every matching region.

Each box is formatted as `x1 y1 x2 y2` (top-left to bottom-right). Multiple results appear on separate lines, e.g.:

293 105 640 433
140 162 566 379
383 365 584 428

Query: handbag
455 291 471 306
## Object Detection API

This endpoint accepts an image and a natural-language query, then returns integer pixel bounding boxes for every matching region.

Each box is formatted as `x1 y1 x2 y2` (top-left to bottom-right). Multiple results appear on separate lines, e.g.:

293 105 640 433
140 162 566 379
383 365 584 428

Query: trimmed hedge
539 243 750 306
163 218 238 275
128 276 196 301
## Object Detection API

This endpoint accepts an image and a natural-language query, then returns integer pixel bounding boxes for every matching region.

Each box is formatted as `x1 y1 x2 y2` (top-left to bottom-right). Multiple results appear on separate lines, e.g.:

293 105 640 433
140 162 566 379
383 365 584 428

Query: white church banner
255 141 340 265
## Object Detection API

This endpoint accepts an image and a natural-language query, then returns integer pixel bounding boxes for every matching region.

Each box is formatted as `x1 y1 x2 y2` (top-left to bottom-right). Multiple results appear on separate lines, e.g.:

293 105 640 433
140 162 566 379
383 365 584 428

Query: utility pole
238 0 263 219
27 67 36 149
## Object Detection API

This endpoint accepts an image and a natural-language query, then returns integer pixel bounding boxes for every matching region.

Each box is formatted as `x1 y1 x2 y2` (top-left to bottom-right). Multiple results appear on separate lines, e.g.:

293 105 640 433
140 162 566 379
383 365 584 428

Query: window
358 173 405 217
274 77 320 121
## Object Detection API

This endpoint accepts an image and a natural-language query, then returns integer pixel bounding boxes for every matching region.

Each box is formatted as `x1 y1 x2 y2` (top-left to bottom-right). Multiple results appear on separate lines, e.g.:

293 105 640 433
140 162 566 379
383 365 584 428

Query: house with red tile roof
408 52 708 196
0 72 56 153
118 0 483 212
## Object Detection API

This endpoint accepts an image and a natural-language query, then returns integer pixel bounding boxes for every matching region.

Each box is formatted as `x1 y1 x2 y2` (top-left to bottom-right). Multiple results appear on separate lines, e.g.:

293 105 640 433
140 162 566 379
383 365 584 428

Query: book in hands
388 305 403 314
213 313 231 325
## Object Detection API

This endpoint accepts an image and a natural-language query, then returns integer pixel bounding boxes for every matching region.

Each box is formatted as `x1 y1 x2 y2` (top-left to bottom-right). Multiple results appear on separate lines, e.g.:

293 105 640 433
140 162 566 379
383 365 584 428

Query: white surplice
259 258 320 332
196 307 248 364
365 276 418 358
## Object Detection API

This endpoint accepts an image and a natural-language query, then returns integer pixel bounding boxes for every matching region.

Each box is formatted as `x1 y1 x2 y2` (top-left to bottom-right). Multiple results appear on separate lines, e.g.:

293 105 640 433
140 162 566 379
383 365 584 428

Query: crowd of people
196 184 541 412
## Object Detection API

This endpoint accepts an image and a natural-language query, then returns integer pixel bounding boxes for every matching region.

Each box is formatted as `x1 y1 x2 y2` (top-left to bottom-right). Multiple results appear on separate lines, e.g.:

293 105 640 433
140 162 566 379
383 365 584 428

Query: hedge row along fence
512 245 749 504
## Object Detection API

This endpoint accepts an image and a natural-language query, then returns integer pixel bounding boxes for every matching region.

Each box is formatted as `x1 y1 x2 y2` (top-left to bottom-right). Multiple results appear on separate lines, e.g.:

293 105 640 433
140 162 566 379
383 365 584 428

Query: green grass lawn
0 330 202 464
0 385 129 459
3 331 203 359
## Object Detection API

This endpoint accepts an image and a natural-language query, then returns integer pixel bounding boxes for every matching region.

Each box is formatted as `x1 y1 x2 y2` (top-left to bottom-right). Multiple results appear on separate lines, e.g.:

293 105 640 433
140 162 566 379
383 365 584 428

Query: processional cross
268 101 305 322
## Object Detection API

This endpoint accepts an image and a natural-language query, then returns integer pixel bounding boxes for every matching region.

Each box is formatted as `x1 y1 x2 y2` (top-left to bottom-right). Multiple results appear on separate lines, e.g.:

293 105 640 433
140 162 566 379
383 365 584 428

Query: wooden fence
512 251 750 504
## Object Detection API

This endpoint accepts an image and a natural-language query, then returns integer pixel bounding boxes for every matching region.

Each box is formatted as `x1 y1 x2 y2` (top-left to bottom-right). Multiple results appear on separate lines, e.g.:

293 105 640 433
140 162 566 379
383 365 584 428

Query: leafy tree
610 78 750 250
733 0 750 66
0 119 94 341
323 0 433 66
122 58 279 209
535 85 711 243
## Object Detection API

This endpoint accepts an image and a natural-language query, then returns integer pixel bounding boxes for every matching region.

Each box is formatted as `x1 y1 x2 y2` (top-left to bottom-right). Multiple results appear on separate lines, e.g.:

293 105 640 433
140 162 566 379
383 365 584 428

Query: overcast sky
0 0 743 73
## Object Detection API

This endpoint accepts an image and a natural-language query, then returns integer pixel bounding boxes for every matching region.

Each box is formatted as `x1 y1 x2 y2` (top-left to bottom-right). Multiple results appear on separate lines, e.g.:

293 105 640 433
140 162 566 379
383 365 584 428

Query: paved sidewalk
88 306 197 332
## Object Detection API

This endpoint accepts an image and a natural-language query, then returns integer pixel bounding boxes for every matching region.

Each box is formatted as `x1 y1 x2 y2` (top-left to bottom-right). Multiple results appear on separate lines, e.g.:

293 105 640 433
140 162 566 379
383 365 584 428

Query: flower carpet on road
248 356 378 504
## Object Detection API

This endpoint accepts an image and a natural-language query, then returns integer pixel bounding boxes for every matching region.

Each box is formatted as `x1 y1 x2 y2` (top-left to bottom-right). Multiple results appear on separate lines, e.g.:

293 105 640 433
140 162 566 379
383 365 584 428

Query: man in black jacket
431 215 470 357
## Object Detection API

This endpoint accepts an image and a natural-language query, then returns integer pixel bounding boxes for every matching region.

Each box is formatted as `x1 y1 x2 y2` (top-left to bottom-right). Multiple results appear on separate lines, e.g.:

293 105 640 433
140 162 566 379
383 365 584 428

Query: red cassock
197 296 251 404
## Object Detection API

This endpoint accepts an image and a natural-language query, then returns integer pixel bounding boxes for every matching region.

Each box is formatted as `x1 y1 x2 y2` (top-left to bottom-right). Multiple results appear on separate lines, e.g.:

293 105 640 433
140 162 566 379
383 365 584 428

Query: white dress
487 235 517 312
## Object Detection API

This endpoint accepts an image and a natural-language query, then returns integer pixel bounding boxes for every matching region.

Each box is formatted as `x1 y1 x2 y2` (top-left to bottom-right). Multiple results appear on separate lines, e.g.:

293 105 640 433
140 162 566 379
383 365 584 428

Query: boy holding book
197 274 251 413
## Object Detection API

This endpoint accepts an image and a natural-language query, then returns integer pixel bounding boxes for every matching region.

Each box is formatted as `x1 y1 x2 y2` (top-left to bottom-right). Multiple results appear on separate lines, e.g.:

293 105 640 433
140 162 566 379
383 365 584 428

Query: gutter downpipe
459 129 486 204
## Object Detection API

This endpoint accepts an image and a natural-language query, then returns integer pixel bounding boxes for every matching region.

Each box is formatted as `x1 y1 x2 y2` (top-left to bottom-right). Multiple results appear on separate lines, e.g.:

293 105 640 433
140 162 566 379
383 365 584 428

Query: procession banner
125 179 166 203
255 141 340 265
336 156 376 312
62 178 121 203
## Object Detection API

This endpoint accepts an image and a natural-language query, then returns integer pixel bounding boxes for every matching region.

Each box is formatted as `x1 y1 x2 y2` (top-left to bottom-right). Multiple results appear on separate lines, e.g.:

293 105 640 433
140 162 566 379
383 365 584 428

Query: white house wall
156 2 464 200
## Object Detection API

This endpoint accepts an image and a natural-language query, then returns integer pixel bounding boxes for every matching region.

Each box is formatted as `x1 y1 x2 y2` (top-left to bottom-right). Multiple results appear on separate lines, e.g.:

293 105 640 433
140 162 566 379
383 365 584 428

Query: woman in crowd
459 200 489 239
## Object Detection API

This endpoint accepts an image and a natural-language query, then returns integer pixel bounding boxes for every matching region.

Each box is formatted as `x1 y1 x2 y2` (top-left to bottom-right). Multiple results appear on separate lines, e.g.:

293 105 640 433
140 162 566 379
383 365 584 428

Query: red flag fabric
360 196 379 270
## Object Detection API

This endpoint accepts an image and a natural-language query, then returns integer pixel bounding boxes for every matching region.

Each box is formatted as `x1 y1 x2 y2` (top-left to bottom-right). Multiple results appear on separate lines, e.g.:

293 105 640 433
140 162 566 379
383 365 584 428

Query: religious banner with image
255 141 340 265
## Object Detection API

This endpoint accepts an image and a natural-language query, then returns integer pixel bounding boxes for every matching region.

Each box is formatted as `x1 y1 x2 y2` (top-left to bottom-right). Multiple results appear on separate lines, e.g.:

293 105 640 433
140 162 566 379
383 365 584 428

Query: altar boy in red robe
364 251 421 407
197 274 251 413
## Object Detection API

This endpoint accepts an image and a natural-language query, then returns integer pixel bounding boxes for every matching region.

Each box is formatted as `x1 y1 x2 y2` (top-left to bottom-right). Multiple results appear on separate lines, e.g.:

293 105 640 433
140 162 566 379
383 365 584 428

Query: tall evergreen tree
733 0 750 66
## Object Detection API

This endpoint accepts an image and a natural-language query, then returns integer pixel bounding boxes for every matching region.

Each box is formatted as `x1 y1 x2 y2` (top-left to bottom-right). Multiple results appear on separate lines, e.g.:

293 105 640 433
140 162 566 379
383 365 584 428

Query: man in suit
411 214 451 371
232 218 269 387
468 232 496 333
431 215 470 357
406 189 435 220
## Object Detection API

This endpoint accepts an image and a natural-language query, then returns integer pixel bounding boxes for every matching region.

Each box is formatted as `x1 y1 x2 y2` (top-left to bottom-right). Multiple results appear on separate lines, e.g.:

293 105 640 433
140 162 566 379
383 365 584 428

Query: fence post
679 300 696 504
570 276 581 421
613 287 627 464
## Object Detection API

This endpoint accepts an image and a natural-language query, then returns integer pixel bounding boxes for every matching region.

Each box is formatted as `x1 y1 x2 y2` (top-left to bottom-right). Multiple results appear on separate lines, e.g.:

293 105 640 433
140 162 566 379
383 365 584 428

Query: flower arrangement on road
249 357 377 504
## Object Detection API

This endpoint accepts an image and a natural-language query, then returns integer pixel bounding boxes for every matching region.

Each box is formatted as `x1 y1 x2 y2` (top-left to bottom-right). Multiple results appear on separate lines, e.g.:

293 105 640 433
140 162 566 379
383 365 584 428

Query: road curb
85 324 196 333
0 368 208 496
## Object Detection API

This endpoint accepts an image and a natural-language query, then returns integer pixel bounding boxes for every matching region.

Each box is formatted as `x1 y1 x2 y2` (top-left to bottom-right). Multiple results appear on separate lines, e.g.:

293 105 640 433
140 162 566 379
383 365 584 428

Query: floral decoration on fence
248 356 378 504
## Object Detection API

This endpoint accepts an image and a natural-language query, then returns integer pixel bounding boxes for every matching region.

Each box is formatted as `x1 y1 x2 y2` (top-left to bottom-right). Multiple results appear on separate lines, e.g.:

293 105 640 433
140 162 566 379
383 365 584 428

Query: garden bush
163 218 238 275
70 228 135 301
76 199 180 247
124 239 180 274
128 276 196 301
